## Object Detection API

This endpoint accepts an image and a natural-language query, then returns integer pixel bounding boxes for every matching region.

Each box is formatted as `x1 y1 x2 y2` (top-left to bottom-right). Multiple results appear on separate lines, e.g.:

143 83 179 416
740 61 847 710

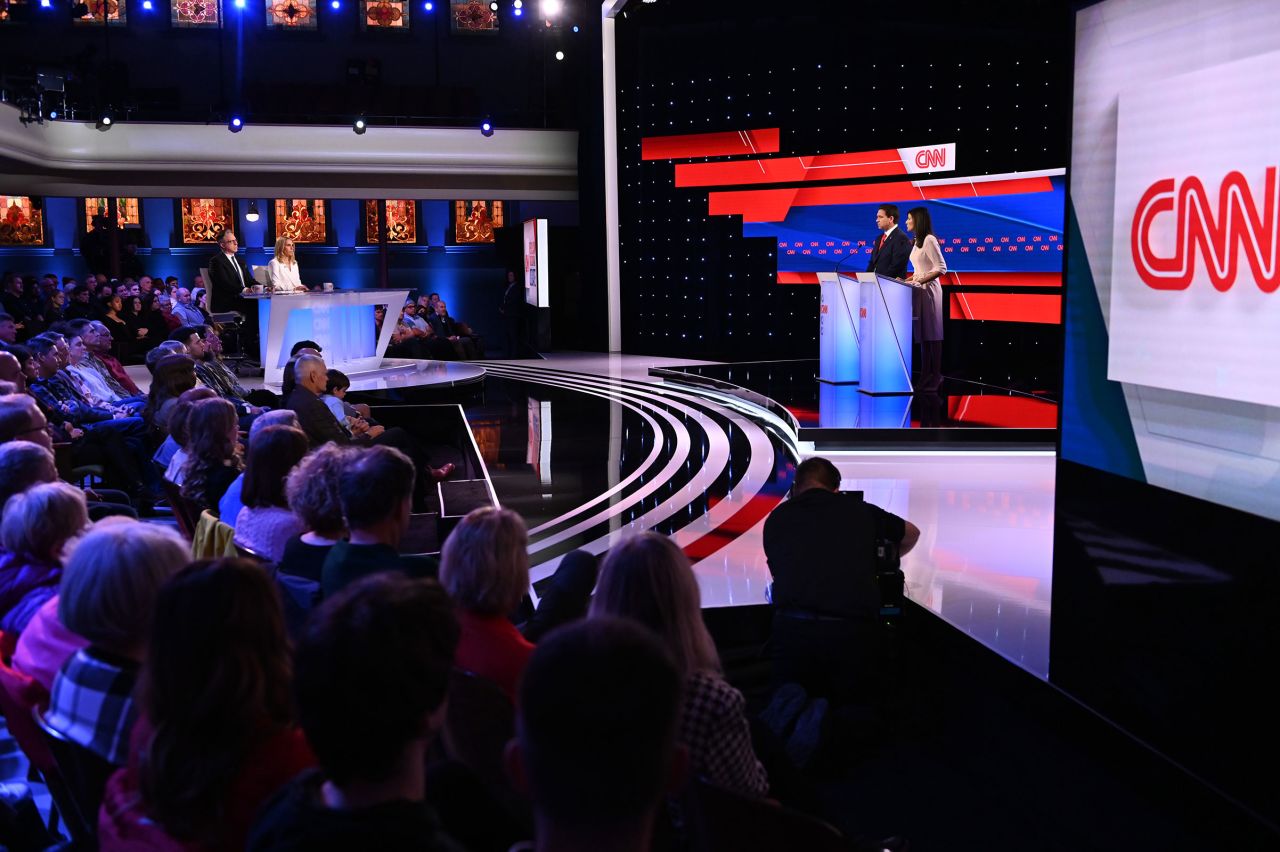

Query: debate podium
817 272 918 395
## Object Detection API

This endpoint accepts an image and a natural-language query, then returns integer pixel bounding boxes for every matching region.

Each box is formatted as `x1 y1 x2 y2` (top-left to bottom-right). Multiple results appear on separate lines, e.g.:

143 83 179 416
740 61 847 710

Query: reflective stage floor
468 354 1055 680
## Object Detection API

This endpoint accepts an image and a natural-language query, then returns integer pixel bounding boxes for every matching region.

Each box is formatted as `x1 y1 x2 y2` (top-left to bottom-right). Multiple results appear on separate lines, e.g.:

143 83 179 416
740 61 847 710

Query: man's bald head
295 354 328 394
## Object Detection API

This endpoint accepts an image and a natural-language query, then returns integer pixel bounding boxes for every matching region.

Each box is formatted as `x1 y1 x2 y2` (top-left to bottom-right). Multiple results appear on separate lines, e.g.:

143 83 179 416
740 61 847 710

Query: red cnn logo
915 148 947 169
1131 167 1280 292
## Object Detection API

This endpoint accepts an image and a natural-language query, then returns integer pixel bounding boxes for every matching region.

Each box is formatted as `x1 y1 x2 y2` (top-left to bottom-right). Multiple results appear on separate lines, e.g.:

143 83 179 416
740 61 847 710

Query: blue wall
0 197 579 353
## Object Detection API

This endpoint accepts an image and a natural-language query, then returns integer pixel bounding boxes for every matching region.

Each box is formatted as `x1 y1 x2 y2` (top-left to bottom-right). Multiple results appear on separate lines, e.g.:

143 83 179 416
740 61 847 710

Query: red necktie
879 233 888 249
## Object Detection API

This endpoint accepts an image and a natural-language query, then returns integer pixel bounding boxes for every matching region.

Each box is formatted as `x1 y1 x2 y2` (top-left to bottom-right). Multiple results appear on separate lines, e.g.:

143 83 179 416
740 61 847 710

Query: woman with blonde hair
267 236 308 294
590 532 769 798
438 506 533 700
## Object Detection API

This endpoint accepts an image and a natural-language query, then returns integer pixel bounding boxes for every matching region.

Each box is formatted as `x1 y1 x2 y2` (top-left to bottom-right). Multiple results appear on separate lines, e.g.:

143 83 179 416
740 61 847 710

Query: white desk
245 289 410 385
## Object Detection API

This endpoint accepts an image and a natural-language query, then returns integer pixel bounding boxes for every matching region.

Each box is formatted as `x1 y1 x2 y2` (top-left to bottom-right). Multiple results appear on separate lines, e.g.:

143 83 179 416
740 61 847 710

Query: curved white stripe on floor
481 363 780 589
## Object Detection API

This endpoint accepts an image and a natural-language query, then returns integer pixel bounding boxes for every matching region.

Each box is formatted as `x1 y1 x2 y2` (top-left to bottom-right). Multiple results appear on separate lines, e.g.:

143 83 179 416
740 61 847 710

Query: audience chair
159 479 201 541
234 541 271 563
33 708 115 850
192 509 237 559
273 570 321 639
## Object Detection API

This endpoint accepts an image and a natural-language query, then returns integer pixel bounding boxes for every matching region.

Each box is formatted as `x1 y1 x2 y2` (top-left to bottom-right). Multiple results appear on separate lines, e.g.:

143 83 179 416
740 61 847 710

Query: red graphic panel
947 395 1058 428
641 128 781 161
676 149 908 187
949 293 1062 324
943 272 1062 288
709 176 1056 222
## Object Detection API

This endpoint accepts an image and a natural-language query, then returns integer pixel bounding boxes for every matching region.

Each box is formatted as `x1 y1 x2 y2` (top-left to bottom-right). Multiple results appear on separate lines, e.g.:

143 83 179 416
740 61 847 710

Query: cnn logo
915 148 947 169
1131 167 1280 292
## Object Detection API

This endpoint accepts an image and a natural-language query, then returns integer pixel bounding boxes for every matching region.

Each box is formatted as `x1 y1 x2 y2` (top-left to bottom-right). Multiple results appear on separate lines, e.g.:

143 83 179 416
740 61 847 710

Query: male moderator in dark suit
866 203 912 280
207 228 259 350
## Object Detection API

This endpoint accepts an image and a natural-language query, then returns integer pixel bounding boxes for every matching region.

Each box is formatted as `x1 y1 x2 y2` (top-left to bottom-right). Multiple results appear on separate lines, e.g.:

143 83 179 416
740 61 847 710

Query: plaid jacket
680 671 769 798
45 647 140 766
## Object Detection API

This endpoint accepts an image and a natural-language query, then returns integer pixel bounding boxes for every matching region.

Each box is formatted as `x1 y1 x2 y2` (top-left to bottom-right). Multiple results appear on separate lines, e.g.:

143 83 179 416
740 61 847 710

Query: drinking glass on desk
323 282 334 292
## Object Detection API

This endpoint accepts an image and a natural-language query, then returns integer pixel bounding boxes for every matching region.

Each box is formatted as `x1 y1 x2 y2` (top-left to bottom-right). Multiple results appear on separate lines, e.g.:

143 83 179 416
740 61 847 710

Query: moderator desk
245 288 410 385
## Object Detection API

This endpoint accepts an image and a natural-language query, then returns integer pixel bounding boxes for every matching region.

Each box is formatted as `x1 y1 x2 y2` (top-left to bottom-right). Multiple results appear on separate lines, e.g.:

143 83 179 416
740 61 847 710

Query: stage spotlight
572 24 578 32
48 109 58 120
481 120 494 137
512 0 521 7
513 7 521 16
539 0 561 17
245 201 260 223
353 117 367 134
96 112 113 131
555 50 564 60
331 0 340 8
234 0 245 7
488 1 497 9
423 1 432 9
142 0 152 8
40 0 51 7
229 115 243 132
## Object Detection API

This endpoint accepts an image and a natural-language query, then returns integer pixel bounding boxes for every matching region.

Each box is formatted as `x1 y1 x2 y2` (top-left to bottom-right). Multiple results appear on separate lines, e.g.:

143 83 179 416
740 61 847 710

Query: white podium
245 288 410 385
817 272 860 383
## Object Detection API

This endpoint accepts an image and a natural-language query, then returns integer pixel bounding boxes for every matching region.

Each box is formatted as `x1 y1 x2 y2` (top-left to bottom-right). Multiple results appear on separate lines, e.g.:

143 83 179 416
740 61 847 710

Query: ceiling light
481 120 494 137
540 0 561 17
245 201 260 223
228 116 243 133
555 50 564 60
353 117 367 135
96 112 113 130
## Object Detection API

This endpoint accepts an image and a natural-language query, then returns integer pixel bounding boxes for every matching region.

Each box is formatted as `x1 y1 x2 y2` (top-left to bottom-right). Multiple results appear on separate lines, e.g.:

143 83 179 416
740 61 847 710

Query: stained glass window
0 196 45 246
179 198 234 244
450 0 496 32
73 0 126 26
84 197 142 228
454 200 504 243
172 0 220 27
360 0 407 29
274 199 328 243
265 0 316 28
364 200 417 244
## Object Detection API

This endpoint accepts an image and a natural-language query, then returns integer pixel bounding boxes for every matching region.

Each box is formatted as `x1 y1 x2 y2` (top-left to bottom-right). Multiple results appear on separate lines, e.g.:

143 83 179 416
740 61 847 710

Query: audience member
98 559 316 850
65 285 97 321
248 573 463 852
1 311 19 345
157 387 218 481
170 288 206 327
63 319 146 410
172 325 260 424
144 339 187 374
590 532 769 798
277 444 351 583
0 437 135 522
62 330 144 414
43 520 189 765
0 482 87 633
146 353 199 433
218 409 301 523
320 445 429 598
99 294 137 362
77 319 143 396
320 369 377 433
179 397 243 512
233 426 309 561
507 618 686 852
438 507 535 701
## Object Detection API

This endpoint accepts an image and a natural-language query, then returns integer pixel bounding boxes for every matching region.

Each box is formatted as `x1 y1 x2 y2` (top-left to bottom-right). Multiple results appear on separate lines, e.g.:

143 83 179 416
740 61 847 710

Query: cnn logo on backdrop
899 143 956 175
1131 167 1280 292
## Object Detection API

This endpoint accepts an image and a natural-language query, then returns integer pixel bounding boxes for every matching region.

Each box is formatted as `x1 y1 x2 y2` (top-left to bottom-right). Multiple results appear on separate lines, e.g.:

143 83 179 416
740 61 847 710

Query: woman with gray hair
589 532 769 799
276 443 353 583
41 519 190 766
0 481 88 633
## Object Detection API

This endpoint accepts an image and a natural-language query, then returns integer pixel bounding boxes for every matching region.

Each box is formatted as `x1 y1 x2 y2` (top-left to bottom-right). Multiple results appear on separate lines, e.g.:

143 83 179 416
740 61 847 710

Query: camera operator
762 457 920 705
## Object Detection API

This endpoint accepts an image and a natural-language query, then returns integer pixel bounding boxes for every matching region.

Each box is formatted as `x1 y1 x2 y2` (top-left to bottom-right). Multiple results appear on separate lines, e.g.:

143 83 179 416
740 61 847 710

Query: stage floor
652 359 1058 447
473 354 1054 680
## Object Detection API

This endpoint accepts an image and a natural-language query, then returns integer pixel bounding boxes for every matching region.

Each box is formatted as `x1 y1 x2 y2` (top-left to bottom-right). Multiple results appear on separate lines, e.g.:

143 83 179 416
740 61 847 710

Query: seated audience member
64 285 97 321
0 482 88 633
0 439 135 523
26 334 146 437
233 426 309 561
277 343 321 402
762 457 919 704
62 330 145 415
43 520 189 765
134 293 171 351
288 355 452 491
429 301 480 360
179 397 243 512
98 558 316 850
248 574 463 852
219 410 302 523
157 387 218 481
321 446 430 598
438 507 535 701
277 444 351 583
172 325 261 423
506 618 686 852
98 294 136 362
146 353 199 432
590 532 769 798
63 319 145 410
0 311 18 345
320 369 378 434
85 320 143 396
144 340 187 376
170 288 206 327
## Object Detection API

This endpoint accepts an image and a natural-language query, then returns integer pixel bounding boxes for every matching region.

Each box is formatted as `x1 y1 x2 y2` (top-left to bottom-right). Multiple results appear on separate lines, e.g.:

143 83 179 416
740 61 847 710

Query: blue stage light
234 0 245 7
423 0 432 9
481 120 494 137
331 0 340 8
229 116 243 133
513 7 521 15
40 0 51 7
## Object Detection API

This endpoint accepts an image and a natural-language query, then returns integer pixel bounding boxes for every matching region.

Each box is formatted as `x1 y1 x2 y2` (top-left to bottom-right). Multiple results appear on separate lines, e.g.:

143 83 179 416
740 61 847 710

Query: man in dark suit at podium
207 228 259 355
866 203 912 280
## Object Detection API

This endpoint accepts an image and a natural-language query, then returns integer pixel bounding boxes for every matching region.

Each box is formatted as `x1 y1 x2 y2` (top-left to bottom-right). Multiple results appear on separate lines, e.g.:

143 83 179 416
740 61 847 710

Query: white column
601 1 626 352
